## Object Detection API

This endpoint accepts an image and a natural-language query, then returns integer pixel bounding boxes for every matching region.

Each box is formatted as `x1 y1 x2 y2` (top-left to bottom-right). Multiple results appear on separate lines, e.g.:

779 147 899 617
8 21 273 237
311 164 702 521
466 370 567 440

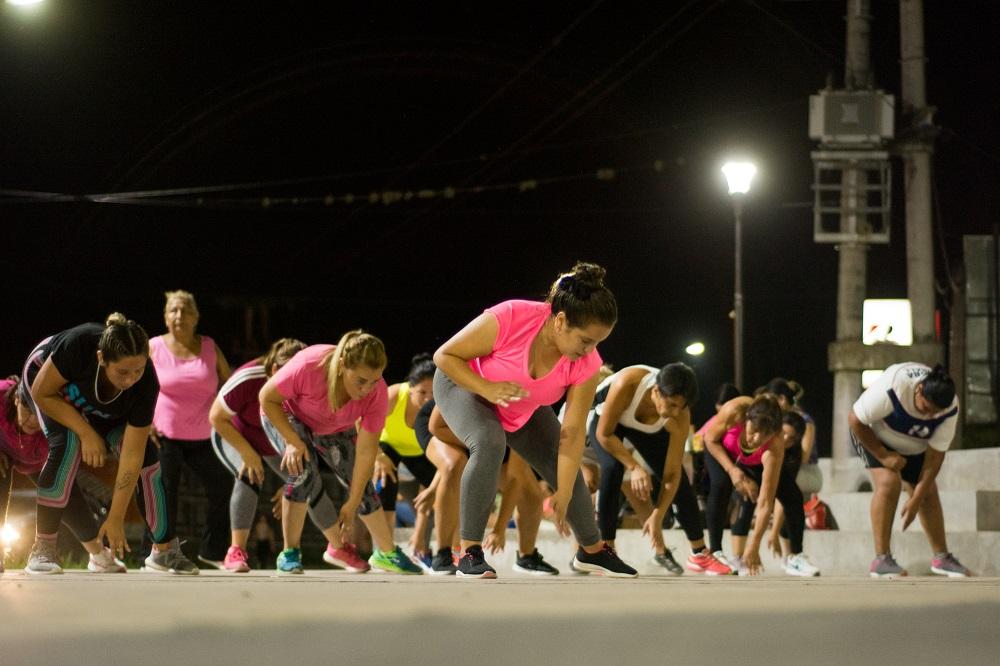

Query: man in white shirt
849 363 971 578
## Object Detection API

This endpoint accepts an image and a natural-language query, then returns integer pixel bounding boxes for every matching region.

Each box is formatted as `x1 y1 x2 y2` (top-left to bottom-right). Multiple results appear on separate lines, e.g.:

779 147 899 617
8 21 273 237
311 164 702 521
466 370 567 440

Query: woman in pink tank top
703 394 784 575
148 290 233 568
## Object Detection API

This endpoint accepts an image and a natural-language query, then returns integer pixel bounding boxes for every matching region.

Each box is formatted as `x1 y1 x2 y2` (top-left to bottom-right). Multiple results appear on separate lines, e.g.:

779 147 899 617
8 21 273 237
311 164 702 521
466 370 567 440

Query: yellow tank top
380 383 423 457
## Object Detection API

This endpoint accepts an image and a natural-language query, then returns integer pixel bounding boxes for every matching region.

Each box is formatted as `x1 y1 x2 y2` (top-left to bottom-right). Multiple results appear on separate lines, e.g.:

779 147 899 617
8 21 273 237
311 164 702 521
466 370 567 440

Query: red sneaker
323 543 371 572
686 550 733 576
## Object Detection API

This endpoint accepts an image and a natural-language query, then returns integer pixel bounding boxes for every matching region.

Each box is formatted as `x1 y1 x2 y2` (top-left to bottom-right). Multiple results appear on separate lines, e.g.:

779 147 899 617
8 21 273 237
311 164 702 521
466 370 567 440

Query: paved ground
2 569 998 665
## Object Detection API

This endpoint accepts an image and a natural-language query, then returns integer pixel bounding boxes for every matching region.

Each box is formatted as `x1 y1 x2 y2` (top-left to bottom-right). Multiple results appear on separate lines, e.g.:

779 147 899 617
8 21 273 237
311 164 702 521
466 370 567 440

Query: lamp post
722 161 756 392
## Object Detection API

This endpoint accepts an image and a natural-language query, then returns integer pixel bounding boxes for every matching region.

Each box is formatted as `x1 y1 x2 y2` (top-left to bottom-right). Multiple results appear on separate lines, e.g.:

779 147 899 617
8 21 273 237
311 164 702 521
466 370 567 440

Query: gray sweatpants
433 368 601 546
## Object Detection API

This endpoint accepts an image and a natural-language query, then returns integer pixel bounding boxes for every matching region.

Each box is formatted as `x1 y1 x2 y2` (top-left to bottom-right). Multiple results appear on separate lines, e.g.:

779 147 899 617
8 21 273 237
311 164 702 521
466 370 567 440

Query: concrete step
819 446 1000 493
820 489 1000 532
399 526 1000 577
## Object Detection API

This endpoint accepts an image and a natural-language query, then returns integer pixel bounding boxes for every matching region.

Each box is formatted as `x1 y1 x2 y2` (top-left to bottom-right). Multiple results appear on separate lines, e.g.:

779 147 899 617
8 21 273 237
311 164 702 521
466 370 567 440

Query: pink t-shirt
471 300 602 432
0 379 49 475
268 344 388 436
150 335 219 440
722 423 777 467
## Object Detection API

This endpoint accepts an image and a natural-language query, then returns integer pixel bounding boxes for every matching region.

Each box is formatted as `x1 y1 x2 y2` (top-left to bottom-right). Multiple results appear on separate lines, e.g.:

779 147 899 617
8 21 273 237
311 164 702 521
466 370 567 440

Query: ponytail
921 364 956 410
324 330 388 410
99 313 150 363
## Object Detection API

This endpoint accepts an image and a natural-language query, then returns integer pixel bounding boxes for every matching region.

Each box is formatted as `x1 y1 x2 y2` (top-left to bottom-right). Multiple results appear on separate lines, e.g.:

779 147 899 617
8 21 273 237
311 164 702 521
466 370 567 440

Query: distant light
6 0 46 5
722 161 757 195
861 370 884 389
0 523 19 547
685 342 705 356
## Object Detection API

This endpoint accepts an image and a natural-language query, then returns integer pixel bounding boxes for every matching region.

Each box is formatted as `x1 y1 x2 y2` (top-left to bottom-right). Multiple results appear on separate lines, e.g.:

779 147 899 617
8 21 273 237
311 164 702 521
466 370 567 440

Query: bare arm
433 313 529 407
594 370 651 499
550 372 600 536
800 420 816 465
653 409 691 514
742 444 784 574
98 423 152 555
209 397 264 484
900 447 945 530
258 378 310 475
848 410 904 471
214 341 232 385
30 357 106 467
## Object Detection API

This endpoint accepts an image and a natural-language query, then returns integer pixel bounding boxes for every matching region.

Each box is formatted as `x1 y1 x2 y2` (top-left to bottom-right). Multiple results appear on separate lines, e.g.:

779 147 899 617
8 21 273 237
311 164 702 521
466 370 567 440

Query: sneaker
651 550 684 576
730 555 750 576
276 547 304 575
411 549 433 574
784 553 820 577
930 552 972 578
869 553 908 579
513 549 559 575
26 539 63 575
686 550 733 576
369 545 423 575
430 547 458 576
223 545 251 573
456 545 497 579
572 544 638 578
323 543 371 573
197 555 225 570
88 547 127 573
569 558 590 575
144 539 200 575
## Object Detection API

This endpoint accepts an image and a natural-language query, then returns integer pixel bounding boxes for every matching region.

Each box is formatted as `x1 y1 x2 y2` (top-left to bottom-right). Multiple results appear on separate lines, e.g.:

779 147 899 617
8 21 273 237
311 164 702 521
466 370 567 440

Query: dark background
2 1 998 453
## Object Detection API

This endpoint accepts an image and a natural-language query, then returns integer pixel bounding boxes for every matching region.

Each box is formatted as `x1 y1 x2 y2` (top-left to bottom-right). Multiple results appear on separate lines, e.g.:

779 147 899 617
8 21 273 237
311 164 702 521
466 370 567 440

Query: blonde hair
323 330 388 410
260 338 307 376
164 289 199 316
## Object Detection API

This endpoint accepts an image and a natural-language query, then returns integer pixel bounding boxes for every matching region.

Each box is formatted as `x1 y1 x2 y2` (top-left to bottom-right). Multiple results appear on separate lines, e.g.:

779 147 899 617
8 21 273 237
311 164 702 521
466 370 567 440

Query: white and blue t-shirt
852 363 959 455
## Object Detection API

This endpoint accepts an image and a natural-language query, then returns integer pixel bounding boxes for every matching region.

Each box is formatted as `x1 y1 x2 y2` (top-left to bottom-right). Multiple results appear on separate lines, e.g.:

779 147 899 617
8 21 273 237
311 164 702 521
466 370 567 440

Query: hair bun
105 312 128 328
570 261 606 289
411 352 433 366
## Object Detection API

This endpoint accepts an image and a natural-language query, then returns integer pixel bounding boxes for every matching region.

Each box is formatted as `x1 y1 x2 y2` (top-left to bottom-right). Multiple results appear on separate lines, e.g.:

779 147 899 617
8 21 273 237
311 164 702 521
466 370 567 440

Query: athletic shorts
850 431 925 486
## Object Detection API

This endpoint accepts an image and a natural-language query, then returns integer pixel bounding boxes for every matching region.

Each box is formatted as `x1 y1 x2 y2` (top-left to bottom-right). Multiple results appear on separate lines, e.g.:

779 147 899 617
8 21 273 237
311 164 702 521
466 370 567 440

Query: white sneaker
784 552 820 577
88 547 127 573
26 539 63 575
712 551 742 574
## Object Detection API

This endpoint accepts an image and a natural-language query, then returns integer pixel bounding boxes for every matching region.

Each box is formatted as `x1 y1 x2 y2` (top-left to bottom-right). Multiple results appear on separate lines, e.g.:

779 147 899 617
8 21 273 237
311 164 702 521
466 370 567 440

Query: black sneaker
456 545 496 579
651 549 684 576
430 547 458 576
569 558 590 575
572 544 638 578
513 549 559 576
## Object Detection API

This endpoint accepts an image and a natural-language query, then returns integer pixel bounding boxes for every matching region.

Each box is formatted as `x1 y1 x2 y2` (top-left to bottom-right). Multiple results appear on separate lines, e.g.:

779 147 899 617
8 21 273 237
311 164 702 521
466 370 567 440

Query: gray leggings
210 429 339 533
433 369 601 546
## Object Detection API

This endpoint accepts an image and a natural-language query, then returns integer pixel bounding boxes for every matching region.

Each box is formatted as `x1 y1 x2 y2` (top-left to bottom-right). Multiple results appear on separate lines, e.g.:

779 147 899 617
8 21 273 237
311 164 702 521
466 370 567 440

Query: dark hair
715 383 741 406
921 364 956 410
260 338 307 376
406 353 436 385
746 394 782 434
765 377 796 405
546 261 617 328
100 313 150 363
782 410 806 440
656 362 698 406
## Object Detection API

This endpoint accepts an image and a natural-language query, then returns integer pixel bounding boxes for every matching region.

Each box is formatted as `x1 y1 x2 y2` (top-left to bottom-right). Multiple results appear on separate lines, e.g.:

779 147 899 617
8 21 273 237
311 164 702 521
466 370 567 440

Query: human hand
270 487 283 520
742 548 763 576
880 451 906 473
481 381 529 408
548 489 572 538
97 517 130 559
372 453 397 487
337 501 359 539
629 466 652 503
900 494 923 531
413 485 436 515
483 530 506 555
280 443 310 476
239 452 265 486
767 531 782 558
641 509 664 546
80 431 107 468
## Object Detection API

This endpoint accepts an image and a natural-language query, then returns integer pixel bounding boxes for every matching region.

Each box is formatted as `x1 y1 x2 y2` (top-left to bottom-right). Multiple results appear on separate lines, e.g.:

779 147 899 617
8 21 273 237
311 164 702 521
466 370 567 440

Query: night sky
2 1 998 452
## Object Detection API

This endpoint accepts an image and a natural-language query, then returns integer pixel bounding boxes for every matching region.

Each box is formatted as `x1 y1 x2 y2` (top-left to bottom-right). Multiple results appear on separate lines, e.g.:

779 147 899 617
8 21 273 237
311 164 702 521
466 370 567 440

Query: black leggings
377 443 438 512
2 472 100 543
592 424 703 544
704 451 805 554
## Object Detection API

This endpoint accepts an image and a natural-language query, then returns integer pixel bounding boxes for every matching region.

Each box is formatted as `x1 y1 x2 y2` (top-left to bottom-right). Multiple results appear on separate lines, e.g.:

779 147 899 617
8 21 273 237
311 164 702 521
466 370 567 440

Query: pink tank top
722 423 776 467
150 335 218 440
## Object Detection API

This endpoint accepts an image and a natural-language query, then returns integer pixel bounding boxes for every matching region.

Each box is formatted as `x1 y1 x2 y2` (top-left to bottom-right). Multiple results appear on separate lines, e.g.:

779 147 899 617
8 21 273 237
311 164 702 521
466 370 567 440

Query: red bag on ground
804 493 837 530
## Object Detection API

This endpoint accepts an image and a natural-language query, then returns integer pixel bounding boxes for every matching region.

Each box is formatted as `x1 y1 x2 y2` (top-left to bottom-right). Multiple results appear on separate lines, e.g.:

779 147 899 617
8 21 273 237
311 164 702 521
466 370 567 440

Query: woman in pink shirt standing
433 262 637 579
149 290 233 568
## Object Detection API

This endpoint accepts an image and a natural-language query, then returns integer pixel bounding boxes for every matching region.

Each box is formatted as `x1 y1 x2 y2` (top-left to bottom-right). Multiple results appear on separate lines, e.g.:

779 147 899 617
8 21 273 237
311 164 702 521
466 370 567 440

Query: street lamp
685 342 705 356
722 161 756 392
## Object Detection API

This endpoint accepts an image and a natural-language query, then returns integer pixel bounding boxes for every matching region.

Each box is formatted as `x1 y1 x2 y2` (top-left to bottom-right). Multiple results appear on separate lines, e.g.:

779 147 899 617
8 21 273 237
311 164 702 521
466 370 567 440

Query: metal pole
734 198 744 392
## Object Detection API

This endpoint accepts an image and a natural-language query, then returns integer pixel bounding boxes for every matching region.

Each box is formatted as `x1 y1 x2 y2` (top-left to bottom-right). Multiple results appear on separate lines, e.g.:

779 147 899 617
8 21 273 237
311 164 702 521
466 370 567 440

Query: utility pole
899 0 937 345
829 0 872 475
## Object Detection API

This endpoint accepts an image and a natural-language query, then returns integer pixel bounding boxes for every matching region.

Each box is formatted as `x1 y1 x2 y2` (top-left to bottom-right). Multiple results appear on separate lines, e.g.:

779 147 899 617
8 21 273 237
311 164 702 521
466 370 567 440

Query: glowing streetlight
685 342 705 356
722 160 757 391
6 0 46 6
1 523 19 548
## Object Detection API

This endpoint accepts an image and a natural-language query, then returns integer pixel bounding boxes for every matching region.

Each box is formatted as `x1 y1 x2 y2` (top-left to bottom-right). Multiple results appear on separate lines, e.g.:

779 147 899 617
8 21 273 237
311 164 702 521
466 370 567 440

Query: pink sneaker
686 550 733 576
223 545 251 573
323 543 370 572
